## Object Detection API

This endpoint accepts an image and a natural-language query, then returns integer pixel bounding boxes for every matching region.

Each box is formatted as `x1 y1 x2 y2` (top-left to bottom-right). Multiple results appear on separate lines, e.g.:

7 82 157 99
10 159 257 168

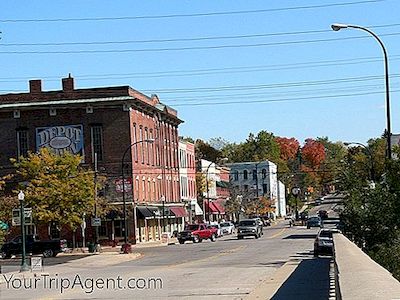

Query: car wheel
238 236 243 240
192 235 200 243
178 239 185 244
43 249 54 258
314 250 319 257
255 234 259 239
307 226 310 229
210 234 216 242
1 251 10 259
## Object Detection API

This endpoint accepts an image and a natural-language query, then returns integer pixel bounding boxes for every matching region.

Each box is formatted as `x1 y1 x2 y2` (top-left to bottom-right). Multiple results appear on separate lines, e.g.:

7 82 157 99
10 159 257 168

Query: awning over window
216 181 230 188
194 202 203 216
205 201 220 214
213 202 225 214
137 206 159 219
170 206 188 218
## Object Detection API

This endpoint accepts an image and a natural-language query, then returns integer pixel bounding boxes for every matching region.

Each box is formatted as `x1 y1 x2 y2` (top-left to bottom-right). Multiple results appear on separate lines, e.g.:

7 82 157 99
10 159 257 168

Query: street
0 221 334 300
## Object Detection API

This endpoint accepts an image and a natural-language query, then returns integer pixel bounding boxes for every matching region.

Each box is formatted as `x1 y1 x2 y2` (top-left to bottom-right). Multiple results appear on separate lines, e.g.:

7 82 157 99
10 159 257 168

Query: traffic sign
11 208 33 226
91 218 101 227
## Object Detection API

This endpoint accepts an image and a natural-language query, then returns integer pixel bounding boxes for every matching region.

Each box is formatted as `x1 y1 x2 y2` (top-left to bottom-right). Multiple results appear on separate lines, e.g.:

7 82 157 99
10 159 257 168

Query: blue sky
0 0 399 145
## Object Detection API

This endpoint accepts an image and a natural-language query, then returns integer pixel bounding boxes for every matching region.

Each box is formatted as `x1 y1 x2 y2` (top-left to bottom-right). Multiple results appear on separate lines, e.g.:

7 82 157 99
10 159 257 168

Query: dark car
237 219 262 239
318 210 328 220
1 235 67 258
306 216 322 229
313 229 339 257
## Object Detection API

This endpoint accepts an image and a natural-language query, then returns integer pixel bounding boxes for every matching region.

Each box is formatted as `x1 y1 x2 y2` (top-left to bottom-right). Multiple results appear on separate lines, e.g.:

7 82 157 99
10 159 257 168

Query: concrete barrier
334 234 400 299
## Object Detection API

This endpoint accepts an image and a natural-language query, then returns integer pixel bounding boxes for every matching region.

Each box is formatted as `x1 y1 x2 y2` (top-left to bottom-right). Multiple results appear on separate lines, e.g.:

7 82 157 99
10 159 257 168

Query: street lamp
331 23 392 159
121 139 154 253
343 142 375 182
205 161 213 224
291 187 301 221
18 191 29 272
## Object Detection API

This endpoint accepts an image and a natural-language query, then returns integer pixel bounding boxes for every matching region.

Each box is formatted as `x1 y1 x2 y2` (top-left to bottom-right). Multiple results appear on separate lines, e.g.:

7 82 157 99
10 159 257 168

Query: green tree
12 148 95 235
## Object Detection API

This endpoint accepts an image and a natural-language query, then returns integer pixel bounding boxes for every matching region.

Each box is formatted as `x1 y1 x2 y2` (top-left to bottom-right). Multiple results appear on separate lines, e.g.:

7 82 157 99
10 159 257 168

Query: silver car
237 219 262 239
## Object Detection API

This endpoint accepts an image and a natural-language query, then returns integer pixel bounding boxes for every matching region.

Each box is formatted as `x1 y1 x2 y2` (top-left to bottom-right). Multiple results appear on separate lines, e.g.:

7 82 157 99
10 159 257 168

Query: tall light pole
344 141 375 182
205 161 213 224
331 23 392 160
121 139 154 253
18 191 29 272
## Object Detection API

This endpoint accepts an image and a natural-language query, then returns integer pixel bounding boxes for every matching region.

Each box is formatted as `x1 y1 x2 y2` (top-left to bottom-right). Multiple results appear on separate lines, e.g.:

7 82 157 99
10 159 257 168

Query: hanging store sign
36 125 84 157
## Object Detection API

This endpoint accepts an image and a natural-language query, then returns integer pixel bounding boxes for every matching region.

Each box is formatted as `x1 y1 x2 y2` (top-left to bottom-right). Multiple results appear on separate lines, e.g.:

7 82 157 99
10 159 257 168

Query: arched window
262 169 267 179
243 170 248 180
234 170 239 181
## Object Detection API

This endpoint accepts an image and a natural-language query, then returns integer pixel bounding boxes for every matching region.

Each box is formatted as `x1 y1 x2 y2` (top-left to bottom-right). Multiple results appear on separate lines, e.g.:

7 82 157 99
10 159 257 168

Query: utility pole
94 153 99 250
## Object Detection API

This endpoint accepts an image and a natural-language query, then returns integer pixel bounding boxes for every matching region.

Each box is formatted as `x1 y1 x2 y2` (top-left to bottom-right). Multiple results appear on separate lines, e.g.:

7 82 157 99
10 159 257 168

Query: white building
227 161 286 218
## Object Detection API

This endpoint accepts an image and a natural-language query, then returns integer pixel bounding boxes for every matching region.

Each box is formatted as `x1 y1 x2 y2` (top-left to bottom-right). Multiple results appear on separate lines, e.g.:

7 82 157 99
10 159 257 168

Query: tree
276 137 300 161
12 148 95 236
195 139 222 163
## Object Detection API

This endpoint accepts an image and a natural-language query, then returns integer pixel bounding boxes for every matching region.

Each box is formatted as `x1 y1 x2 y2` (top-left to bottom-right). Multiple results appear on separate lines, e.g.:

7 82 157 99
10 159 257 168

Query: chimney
62 73 74 92
29 79 42 95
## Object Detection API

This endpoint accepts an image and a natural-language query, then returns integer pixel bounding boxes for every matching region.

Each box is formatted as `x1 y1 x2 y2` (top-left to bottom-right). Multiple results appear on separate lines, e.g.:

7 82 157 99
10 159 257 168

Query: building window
234 170 239 181
150 129 154 166
16 129 29 158
243 170 248 180
244 185 249 192
139 126 144 164
262 169 267 179
252 169 257 180
91 125 103 162
263 184 268 195
145 127 149 165
133 123 138 162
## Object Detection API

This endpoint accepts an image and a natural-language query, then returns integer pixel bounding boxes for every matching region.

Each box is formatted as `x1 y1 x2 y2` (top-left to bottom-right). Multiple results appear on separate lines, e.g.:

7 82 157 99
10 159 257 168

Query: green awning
216 181 230 188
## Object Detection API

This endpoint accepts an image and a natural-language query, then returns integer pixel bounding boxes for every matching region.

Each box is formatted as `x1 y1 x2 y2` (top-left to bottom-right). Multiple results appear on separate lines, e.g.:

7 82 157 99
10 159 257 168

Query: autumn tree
276 137 300 161
13 148 95 237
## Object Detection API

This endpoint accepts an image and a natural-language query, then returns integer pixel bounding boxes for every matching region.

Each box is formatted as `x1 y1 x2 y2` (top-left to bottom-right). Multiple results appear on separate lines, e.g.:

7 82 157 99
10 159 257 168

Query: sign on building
36 125 84 157
115 178 132 193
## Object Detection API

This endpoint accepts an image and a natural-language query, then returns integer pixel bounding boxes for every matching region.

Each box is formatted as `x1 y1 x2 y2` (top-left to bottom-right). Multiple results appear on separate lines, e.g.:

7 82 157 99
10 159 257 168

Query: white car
207 223 223 237
220 222 235 235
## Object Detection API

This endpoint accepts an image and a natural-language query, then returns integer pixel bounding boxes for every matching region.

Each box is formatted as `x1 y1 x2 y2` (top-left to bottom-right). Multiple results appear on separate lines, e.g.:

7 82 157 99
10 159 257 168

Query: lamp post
344 142 375 182
121 139 154 253
205 161 213 224
291 187 301 221
18 191 29 272
331 23 392 159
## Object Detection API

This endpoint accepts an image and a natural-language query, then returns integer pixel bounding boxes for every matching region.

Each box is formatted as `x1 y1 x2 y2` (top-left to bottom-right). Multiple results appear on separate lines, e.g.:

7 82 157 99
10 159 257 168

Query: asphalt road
0 220 335 300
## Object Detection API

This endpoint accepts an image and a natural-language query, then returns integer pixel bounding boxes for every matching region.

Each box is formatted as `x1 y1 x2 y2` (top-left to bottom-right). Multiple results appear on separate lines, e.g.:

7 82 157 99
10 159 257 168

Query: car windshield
319 231 333 238
185 225 199 231
220 223 229 227
309 217 320 222
239 220 256 226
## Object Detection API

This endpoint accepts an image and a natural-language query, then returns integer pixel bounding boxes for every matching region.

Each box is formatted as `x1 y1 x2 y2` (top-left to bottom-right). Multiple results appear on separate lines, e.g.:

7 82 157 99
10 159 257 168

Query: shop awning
147 207 161 218
137 207 155 219
194 202 203 216
216 181 230 188
205 201 219 214
170 206 188 218
213 202 226 214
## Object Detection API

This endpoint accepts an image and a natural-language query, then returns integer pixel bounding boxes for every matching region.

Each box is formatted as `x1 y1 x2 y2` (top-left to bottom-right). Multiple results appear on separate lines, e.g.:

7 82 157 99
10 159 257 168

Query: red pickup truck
177 224 217 244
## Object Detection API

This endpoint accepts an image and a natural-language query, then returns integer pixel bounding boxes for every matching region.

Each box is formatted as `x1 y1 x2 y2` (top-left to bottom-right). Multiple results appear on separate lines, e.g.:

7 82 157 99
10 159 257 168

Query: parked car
318 210 329 220
237 219 262 239
1 235 67 259
219 222 235 235
177 224 217 244
207 223 223 237
314 229 339 257
306 216 322 229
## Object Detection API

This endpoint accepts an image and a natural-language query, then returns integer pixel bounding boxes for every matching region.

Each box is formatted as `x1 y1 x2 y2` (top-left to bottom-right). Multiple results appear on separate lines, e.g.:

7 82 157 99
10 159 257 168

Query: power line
0 1 384 23
1 32 399 55
1 55 399 84
3 23 400 47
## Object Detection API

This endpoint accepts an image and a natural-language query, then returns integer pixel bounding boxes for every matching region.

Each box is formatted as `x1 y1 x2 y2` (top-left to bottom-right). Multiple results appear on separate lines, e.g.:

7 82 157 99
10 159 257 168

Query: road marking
267 228 287 239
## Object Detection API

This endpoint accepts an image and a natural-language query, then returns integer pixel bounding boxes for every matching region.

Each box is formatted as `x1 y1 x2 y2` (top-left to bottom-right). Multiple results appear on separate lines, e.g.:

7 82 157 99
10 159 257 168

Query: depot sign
36 125 84 157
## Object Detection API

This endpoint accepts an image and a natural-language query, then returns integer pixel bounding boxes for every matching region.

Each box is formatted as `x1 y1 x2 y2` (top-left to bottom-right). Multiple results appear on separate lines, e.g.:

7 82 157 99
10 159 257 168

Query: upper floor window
252 169 257 180
133 123 138 162
91 125 103 162
262 169 267 179
16 129 29 159
243 170 248 180
234 170 239 181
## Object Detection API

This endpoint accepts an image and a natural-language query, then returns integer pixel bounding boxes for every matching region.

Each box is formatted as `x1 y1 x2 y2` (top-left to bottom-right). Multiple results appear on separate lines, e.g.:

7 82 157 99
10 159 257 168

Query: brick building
0 76 185 245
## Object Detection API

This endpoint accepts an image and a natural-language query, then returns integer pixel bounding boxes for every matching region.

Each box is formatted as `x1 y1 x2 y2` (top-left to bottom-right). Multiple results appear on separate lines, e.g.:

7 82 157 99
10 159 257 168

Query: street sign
115 178 132 193
31 256 43 272
11 208 33 226
91 217 101 227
